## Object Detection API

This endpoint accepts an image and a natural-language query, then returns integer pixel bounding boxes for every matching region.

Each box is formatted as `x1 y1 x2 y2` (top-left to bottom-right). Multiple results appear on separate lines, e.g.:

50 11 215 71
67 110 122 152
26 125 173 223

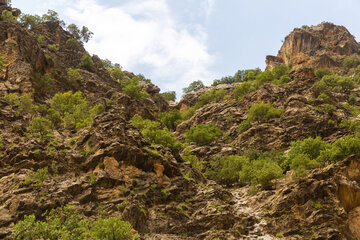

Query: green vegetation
0 54 6 71
158 109 183 130
12 205 135 240
314 68 332 79
79 53 94 71
183 80 205 93
343 55 360 71
182 150 202 172
22 167 48 187
1 9 18 24
237 119 252 133
185 123 222 146
120 77 149 100
234 82 256 99
130 114 183 151
49 91 104 129
4 93 34 115
247 103 283 122
38 35 46 46
32 73 55 95
339 119 360 132
28 117 52 139
48 44 59 52
110 68 125 81
67 24 94 43
160 91 176 101
66 38 81 50
314 74 357 93
67 68 82 87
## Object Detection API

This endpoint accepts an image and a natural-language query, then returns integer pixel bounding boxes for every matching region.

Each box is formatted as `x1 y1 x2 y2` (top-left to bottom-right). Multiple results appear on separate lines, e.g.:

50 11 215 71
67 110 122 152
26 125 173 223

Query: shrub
196 89 226 107
0 54 6 71
79 53 94 71
234 68 262 82
38 35 46 47
28 117 52 139
158 109 182 130
182 152 202 172
49 91 103 129
130 114 183 151
234 82 255 99
183 80 205 94
212 76 234 86
317 93 330 103
19 13 41 29
247 103 283 122
110 68 124 81
272 64 290 79
289 153 320 180
207 155 249 184
185 123 222 146
4 93 34 115
48 44 59 52
11 205 134 240
343 55 360 71
315 68 332 79
121 77 149 100
1 9 17 23
160 91 176 101
339 119 360 132
32 73 55 95
67 24 93 43
254 70 274 87
66 38 81 50
237 119 252 133
67 68 82 87
238 158 283 188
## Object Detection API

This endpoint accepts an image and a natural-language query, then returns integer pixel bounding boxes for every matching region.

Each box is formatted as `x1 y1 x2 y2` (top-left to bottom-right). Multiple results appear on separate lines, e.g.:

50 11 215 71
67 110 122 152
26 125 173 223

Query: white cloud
53 0 216 97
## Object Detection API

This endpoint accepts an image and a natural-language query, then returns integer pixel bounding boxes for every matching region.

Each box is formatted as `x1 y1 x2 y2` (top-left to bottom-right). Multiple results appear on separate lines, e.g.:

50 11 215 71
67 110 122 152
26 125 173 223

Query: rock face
266 22 360 70
1 5 360 239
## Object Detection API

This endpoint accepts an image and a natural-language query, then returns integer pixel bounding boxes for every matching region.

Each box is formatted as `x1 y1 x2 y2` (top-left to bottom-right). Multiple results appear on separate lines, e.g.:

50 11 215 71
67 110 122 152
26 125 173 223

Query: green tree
89 217 133 240
28 117 52 139
19 13 41 29
67 68 82 87
158 109 183 130
79 53 94 71
234 82 255 99
66 38 81 50
110 68 124 81
33 73 55 95
160 91 176 101
185 123 222 146
314 68 332 79
1 9 17 24
41 9 65 27
183 80 205 94
247 103 283 122
121 77 149 100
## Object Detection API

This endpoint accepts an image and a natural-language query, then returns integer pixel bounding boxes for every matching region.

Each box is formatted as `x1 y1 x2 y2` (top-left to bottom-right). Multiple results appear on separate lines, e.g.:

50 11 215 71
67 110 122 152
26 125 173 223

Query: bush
49 91 103 129
182 152 202 172
19 13 41 29
0 54 6 71
4 93 34 115
183 80 205 94
234 68 262 82
38 35 46 46
67 68 82 87
130 114 183 151
185 123 222 146
339 119 360 132
1 9 17 23
67 24 93 43
247 103 283 122
66 38 81 50
196 89 226 107
254 70 274 87
237 119 252 133
160 91 176 101
79 53 94 71
238 158 283 188
11 205 134 240
234 82 255 99
110 68 124 81
207 155 249 184
272 64 290 79
158 109 182 130
315 68 332 79
343 55 360 71
289 153 320 180
33 73 55 95
28 117 52 139
121 77 149 100
212 76 235 86
48 44 59 52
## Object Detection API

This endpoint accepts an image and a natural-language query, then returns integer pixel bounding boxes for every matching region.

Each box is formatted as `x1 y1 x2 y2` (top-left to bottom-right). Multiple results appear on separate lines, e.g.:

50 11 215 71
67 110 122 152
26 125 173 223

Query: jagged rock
266 22 360 70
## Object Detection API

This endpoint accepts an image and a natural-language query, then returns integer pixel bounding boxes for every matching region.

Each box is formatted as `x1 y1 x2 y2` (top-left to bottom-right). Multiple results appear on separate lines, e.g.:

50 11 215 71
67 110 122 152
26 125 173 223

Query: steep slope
1 4 360 240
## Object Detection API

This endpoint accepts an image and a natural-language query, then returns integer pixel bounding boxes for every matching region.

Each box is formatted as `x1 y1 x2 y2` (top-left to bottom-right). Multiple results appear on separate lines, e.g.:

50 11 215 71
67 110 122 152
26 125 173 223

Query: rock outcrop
266 22 360 70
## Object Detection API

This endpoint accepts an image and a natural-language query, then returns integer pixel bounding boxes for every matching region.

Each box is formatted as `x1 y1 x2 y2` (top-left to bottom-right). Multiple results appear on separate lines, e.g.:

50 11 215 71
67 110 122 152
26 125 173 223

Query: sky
12 0 360 99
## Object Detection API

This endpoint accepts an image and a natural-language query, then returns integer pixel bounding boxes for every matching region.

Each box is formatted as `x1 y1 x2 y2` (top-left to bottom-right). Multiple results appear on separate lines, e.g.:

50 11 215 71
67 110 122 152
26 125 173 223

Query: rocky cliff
0 6 360 240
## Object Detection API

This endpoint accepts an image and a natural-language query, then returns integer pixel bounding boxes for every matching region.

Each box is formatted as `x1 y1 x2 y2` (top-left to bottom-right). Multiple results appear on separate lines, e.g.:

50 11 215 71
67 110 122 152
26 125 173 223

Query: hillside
0 3 360 240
